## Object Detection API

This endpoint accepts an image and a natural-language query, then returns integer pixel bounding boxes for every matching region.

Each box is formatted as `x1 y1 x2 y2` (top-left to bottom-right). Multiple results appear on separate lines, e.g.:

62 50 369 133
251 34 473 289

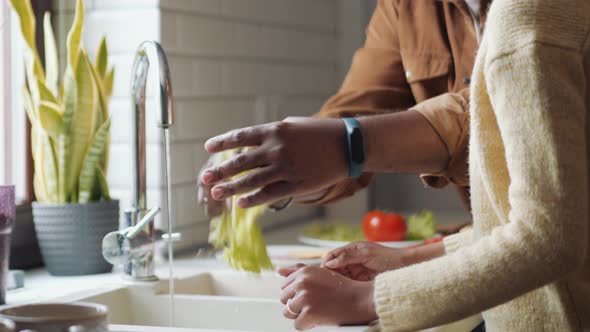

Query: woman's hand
202 117 349 208
322 242 409 281
323 241 448 281
278 265 377 331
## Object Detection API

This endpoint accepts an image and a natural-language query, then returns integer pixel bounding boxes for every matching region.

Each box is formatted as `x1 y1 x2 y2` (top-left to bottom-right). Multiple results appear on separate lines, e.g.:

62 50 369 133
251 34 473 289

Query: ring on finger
286 298 300 317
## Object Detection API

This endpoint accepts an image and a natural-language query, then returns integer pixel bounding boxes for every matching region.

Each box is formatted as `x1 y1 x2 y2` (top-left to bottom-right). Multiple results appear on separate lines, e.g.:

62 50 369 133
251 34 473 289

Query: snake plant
10 0 115 204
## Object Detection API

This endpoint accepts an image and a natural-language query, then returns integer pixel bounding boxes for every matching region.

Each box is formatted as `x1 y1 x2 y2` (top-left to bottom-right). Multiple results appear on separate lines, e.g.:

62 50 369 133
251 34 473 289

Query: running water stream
163 129 175 326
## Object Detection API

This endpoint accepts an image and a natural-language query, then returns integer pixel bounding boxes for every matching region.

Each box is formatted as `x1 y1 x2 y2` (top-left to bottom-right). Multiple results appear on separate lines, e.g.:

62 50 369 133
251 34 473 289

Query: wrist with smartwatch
268 117 365 211
342 118 365 179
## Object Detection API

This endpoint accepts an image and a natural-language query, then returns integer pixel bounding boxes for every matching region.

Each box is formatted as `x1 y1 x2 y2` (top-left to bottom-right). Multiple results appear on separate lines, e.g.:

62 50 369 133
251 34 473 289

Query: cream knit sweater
374 0 590 331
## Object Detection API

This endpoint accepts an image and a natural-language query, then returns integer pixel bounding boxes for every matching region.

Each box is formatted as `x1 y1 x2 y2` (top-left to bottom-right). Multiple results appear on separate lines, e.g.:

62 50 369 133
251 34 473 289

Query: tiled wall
54 0 344 251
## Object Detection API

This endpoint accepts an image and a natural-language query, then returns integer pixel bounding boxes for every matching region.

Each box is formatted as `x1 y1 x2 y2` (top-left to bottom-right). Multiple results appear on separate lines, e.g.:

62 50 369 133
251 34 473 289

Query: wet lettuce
208 151 273 273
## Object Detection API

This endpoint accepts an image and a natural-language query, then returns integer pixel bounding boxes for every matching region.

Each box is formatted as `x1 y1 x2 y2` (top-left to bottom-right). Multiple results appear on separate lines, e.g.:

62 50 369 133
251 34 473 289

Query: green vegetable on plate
406 210 437 241
303 210 437 242
302 222 365 242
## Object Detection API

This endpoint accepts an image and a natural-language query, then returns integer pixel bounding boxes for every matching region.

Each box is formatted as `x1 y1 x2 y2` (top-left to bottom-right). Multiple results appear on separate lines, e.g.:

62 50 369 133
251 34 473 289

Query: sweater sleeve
442 228 473 254
374 42 589 331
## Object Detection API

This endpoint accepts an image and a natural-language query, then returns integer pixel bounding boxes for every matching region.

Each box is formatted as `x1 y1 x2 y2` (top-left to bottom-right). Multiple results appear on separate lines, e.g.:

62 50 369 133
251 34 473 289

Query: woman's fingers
323 247 366 269
282 304 299 320
209 166 281 201
281 266 303 289
205 125 266 153
321 247 346 267
278 264 306 277
279 282 298 305
294 308 314 331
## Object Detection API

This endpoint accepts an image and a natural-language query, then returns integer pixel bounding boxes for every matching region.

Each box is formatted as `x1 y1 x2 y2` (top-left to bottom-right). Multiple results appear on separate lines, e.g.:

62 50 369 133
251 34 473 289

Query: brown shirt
312 0 489 205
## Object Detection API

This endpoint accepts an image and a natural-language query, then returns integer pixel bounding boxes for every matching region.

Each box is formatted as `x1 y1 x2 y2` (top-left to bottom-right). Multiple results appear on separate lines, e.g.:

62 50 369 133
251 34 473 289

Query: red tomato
362 211 407 242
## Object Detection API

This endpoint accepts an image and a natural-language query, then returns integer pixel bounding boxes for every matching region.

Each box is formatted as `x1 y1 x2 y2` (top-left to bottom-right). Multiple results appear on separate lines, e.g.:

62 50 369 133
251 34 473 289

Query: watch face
350 128 365 164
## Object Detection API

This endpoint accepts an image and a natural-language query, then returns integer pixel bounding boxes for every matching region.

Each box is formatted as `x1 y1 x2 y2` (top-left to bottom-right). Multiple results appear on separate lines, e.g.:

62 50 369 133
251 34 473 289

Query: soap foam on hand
208 150 274 274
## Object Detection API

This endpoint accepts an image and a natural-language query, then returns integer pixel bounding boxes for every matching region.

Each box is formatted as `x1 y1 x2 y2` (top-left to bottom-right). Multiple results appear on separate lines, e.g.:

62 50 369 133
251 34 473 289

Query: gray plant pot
11 205 43 269
32 200 120 276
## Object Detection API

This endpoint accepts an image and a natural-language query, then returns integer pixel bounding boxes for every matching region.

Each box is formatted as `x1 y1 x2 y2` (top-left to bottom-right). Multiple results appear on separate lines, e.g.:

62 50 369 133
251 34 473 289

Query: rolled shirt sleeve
414 88 471 188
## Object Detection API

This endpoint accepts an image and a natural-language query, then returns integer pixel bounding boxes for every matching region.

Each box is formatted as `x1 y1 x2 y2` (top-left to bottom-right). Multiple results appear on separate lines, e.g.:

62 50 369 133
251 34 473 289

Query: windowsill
5 254 224 307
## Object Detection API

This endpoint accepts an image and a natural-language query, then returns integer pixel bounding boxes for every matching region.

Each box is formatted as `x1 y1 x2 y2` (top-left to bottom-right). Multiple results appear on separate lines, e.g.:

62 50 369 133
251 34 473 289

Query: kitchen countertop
5 215 479 332
6 254 373 332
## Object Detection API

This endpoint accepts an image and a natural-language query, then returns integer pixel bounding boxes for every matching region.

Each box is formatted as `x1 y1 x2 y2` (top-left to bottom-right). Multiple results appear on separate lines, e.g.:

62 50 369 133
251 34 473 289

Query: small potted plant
10 0 118 275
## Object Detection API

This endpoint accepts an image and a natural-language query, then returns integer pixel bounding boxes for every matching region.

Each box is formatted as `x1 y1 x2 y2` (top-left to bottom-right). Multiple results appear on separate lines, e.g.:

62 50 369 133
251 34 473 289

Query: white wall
159 0 340 247
54 0 345 251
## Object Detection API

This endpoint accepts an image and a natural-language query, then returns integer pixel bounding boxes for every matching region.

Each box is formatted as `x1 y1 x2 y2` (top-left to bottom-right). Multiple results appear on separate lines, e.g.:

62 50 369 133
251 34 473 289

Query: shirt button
405 71 412 79
463 77 471 85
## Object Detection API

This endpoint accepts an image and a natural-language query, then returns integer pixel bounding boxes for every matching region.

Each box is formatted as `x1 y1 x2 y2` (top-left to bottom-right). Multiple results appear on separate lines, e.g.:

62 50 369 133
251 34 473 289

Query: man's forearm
359 110 449 174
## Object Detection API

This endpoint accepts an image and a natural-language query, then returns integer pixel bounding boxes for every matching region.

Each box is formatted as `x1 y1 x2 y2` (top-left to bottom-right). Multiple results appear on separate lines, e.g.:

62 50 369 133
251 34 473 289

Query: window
0 1 27 204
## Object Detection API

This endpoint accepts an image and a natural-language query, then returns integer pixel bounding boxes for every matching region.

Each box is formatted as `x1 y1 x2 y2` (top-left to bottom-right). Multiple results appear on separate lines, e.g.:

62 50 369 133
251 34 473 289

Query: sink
56 269 480 332
75 275 291 331
68 271 369 332
157 271 282 299
81 289 291 331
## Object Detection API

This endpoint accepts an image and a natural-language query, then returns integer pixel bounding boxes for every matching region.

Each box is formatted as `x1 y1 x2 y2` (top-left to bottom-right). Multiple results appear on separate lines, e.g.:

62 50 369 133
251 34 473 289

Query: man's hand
197 153 226 217
278 265 377 331
202 117 349 208
321 242 409 281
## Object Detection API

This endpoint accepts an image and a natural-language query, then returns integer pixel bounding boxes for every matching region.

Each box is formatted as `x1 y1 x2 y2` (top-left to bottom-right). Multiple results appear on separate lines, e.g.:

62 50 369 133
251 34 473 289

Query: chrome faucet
102 41 174 281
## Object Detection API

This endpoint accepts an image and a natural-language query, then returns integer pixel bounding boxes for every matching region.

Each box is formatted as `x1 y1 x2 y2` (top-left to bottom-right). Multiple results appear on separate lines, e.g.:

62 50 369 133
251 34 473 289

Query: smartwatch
342 118 365 178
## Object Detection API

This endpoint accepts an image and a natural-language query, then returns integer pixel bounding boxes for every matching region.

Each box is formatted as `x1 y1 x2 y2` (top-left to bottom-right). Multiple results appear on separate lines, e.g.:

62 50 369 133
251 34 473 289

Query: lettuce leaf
208 150 273 273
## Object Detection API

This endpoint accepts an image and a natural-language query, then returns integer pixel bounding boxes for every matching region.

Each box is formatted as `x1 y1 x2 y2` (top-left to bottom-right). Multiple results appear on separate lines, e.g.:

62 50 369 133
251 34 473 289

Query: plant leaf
68 50 97 198
33 169 47 203
89 59 110 172
32 126 47 202
103 67 115 98
66 0 84 69
22 87 37 124
38 80 58 105
89 58 108 129
38 101 63 141
78 118 110 203
43 12 59 95
95 36 108 78
9 0 45 90
8 0 35 50
42 133 59 202
97 168 111 200
58 69 76 203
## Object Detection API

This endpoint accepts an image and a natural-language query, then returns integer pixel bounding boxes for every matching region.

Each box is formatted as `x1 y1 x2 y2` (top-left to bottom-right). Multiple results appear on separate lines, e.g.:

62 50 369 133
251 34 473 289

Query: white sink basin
69 271 369 332
58 270 480 332
76 276 289 331
160 271 282 299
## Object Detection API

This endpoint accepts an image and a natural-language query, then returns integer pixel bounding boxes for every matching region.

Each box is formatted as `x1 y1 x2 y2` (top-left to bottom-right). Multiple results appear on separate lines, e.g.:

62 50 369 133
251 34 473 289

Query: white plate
216 245 329 268
298 235 424 248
